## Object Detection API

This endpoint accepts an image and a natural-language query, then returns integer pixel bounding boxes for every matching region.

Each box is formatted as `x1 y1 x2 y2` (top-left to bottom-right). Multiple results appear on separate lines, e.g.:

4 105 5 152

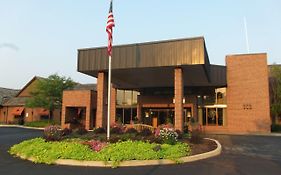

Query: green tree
26 74 76 121
270 65 281 124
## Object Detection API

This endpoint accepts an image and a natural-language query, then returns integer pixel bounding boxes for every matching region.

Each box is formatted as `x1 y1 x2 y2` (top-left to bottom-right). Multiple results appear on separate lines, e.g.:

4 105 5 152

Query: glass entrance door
142 108 174 127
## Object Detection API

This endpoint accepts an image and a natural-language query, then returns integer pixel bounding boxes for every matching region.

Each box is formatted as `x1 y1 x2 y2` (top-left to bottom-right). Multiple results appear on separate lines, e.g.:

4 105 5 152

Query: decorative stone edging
0 124 45 130
14 138 222 168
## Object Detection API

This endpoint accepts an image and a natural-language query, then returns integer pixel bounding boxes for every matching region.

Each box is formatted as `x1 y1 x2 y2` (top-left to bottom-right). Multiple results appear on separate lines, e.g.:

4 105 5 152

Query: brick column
96 72 107 128
110 86 116 125
85 106 91 130
61 106 66 129
61 92 67 129
137 95 142 122
85 91 92 130
174 68 184 131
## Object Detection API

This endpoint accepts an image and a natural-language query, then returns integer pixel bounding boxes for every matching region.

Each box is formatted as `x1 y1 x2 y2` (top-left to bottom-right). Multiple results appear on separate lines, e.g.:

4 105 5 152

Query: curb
207 132 281 137
0 124 45 130
15 138 222 168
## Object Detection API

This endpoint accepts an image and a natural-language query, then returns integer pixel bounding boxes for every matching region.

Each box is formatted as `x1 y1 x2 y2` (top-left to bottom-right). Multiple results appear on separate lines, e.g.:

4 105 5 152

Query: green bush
24 120 59 128
74 127 88 135
9 138 97 164
190 129 203 144
158 128 178 145
139 128 153 136
93 127 106 134
125 128 138 134
9 138 190 167
110 127 123 134
62 128 72 136
271 124 281 132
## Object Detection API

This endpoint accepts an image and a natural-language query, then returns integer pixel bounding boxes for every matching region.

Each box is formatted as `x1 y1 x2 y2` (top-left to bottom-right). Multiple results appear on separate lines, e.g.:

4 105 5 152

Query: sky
0 0 281 89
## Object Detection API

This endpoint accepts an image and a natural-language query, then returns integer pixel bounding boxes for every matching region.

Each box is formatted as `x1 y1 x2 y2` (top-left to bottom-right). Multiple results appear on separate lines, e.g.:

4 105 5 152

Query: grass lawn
9 137 190 166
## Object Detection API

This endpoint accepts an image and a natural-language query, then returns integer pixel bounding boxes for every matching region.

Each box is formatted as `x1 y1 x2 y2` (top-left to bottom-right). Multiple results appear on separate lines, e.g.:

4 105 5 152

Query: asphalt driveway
0 127 281 175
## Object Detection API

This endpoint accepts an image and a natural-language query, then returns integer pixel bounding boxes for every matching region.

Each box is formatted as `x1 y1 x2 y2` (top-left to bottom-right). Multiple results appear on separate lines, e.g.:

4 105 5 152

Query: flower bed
9 123 210 167
9 138 190 167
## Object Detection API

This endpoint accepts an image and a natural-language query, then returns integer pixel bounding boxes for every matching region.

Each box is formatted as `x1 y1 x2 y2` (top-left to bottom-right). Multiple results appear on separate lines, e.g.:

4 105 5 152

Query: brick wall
226 53 271 133
61 90 95 130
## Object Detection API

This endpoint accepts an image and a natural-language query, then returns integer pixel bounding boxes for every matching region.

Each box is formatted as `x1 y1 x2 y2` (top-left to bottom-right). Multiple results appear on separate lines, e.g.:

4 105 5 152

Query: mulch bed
182 139 218 155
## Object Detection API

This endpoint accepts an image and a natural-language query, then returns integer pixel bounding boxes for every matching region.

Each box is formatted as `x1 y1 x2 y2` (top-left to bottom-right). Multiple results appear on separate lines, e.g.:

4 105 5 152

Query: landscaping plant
139 128 152 136
43 125 62 141
93 127 106 134
82 140 108 152
9 138 190 167
155 125 179 145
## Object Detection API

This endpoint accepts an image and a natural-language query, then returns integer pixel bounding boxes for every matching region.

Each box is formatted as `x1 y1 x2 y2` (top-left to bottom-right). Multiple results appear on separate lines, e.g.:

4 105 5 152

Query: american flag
106 0 115 56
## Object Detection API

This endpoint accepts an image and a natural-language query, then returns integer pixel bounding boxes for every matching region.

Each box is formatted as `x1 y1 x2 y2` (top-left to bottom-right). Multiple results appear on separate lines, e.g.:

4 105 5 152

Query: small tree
26 74 76 122
269 65 281 124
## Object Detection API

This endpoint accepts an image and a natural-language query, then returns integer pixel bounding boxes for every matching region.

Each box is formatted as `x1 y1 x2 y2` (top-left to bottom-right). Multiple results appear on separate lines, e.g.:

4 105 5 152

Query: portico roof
77 37 226 89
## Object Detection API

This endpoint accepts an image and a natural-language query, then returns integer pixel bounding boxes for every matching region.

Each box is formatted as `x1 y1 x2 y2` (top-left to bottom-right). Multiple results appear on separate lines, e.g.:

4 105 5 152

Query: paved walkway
0 127 281 175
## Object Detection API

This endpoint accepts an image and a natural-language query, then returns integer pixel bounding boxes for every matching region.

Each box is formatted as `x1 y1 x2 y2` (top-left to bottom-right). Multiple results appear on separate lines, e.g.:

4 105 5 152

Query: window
207 108 217 125
201 107 226 126
116 90 139 106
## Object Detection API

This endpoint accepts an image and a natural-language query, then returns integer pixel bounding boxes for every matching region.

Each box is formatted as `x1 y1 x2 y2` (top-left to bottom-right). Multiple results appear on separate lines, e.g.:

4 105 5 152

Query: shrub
82 140 107 152
190 128 203 144
44 125 62 141
146 135 162 144
183 125 189 133
62 128 72 136
74 127 88 135
271 124 281 132
110 127 123 134
92 134 107 142
158 128 178 145
109 135 120 143
154 124 174 136
139 128 152 136
16 117 24 125
175 129 183 139
93 127 106 134
125 128 138 134
111 122 126 134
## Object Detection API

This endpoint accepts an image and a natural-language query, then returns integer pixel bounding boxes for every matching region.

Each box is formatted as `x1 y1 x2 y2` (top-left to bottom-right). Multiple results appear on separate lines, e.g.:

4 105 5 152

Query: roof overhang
81 64 226 90
77 37 226 89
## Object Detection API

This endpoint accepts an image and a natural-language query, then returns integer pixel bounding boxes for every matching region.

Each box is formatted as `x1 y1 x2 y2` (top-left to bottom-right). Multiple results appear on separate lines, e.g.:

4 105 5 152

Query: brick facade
226 53 271 133
0 77 60 125
204 54 271 134
61 90 96 130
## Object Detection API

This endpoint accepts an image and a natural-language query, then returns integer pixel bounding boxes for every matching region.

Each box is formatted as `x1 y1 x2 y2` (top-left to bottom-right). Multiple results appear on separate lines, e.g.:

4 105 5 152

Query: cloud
0 43 19 51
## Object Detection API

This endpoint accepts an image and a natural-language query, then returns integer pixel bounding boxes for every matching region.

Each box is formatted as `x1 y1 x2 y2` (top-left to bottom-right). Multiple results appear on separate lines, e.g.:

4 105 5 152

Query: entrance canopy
77 37 226 89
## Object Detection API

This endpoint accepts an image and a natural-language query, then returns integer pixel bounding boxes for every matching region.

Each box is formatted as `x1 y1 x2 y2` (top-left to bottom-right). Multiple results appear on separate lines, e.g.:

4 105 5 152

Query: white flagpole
107 55 112 140
244 17 250 53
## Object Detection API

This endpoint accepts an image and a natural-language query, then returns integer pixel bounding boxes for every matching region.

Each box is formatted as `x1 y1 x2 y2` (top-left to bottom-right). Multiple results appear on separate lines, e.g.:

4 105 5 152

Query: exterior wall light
145 112 150 118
